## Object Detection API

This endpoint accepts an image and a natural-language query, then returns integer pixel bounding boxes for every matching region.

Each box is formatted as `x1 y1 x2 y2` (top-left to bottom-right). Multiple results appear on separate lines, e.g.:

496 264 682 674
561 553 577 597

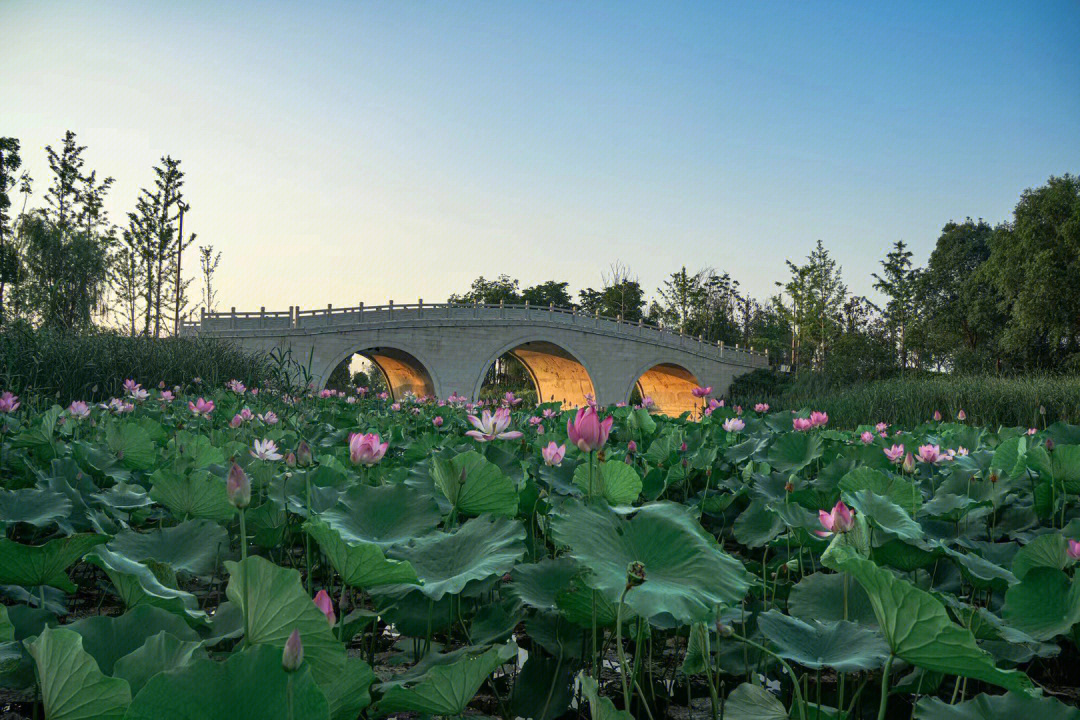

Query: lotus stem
878 654 894 720
730 630 807 720
615 585 632 711
239 508 250 646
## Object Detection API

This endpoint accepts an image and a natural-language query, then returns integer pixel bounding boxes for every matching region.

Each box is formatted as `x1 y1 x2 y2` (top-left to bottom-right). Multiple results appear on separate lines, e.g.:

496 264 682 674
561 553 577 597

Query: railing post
549 303 554 313
294 305 301 328
418 298 423 318
698 334 703 350
594 308 599 328
720 341 724 357
230 306 236 330
388 299 393 320
259 306 265 328
358 301 364 323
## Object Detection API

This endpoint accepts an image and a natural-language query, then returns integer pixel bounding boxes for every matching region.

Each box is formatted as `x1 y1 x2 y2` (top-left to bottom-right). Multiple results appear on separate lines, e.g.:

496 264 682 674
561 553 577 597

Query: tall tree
198 244 222 314
872 241 920 368
656 266 704 332
448 275 522 304
0 138 21 321
522 280 572 307
579 263 645 321
43 131 87 229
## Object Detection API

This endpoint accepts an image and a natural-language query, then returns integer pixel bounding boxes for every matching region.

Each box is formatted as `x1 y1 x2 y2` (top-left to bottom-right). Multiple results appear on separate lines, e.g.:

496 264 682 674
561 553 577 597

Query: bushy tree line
0 132 223 335
451 173 1080 377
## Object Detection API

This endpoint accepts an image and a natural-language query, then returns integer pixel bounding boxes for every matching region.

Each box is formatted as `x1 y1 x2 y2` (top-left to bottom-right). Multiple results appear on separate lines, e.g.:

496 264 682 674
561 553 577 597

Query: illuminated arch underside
365 347 435 400
509 342 595 408
636 363 701 417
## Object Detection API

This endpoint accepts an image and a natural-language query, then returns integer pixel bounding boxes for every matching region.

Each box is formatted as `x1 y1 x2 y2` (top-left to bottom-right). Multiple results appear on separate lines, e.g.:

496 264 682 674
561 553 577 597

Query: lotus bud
285 452 297 467
313 590 336 626
716 622 733 638
1067 539 1080 561
1040 405 1047 416
282 629 304 672
626 440 637 455
1046 438 1055 452
957 409 966 421
626 561 646 588
226 462 251 509
296 441 313 467
933 410 942 422
988 470 999 484
902 452 916 474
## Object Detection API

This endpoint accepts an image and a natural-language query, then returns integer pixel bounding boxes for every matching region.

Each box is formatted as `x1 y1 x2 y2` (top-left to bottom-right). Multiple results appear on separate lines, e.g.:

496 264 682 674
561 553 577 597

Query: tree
198 244 222 315
872 241 920 368
19 215 109 329
522 280 572 308
448 275 522 305
803 240 847 368
0 138 21 321
656 266 705 332
983 175 1080 369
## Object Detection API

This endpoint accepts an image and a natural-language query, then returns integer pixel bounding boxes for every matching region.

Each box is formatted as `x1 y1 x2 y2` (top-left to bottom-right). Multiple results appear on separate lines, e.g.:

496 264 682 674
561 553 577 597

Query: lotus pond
1 383 1080 720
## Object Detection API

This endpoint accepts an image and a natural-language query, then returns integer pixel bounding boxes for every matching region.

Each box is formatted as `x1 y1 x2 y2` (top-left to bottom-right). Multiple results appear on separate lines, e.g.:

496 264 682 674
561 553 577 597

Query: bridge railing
180 301 770 362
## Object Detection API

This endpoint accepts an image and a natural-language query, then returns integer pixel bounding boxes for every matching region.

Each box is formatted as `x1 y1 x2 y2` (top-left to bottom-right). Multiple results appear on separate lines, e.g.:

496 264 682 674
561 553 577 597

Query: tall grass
0 324 272 406
731 369 1080 429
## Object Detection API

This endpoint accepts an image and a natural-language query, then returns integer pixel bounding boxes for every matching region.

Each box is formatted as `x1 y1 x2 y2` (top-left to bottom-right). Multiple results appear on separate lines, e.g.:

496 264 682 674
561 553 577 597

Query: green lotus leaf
319 483 442 548
0 533 107 592
757 609 889 672
65 605 199 675
843 489 924 541
112 631 206 695
915 692 1080 720
823 544 1033 694
107 519 229 578
84 548 207 627
150 468 235 522
321 656 376 720
124 644 330 720
0 606 12 642
723 682 789 720
25 627 131 720
168 431 224 468
550 500 750 625
224 555 346 684
511 652 573 720
508 557 580 611
91 482 153 513
1012 533 1069 580
578 672 633 720
0 488 72 529
375 641 517 715
573 460 642 506
733 500 783 548
768 431 823 473
303 519 419 589
386 514 526 601
106 421 156 470
839 467 922 513
1003 567 1080 641
941 547 1015 592
1052 445 1080 493
431 450 519 517
786 571 878 626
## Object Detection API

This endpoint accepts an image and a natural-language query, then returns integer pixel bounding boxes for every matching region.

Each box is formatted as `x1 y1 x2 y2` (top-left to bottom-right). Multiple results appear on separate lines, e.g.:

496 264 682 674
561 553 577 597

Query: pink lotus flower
754 403 769 413
258 411 278 424
346 396 357 404
432 416 444 427
902 452 916 473
735 405 743 415
955 446 968 456
626 440 637 454
542 408 557 419
226 379 246 394
282 629 304 672
884 444 905 463
465 408 523 442
722 417 745 433
957 409 966 421
226 462 251 509
67 401 91 419
792 417 813 432
229 414 245 429
641 396 654 408
860 431 874 444
809 411 828 428
378 391 389 401
106 398 134 413
123 378 139 393
542 441 566 466
816 501 855 537
567 406 613 452
313 590 336 626
933 410 942 422
160 390 174 402
390 402 401 411
1028 428 1037 436
875 422 889 433
251 438 283 461
188 397 215 417
357 386 368 396
503 391 522 407
1068 539 1080 561
349 432 389 465
691 386 712 398
0 392 20 413
917 444 942 464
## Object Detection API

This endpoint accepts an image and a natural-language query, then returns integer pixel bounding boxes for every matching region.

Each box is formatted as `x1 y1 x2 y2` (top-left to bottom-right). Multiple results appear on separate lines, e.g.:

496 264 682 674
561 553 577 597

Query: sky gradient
5 1 1079 316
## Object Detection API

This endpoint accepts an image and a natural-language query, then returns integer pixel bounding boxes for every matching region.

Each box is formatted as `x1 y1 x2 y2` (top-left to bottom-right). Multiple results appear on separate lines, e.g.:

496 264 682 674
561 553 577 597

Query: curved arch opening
633 363 701 417
477 341 596 408
328 347 435 401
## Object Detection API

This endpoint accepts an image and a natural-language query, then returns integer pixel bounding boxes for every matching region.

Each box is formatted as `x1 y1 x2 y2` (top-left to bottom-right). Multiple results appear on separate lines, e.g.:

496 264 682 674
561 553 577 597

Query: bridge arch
321 344 439 400
472 335 597 408
625 358 703 418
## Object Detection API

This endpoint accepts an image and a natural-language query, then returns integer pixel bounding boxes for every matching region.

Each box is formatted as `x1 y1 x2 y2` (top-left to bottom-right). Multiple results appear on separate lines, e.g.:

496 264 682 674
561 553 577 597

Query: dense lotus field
2 382 1080 720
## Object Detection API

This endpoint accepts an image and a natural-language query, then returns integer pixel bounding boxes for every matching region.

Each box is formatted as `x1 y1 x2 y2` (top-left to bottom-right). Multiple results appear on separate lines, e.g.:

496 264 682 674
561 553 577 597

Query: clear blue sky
4 1 1079 314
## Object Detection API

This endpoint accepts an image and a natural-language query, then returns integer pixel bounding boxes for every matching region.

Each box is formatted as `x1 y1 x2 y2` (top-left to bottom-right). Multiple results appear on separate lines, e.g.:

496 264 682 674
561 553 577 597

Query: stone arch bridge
181 302 768 416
